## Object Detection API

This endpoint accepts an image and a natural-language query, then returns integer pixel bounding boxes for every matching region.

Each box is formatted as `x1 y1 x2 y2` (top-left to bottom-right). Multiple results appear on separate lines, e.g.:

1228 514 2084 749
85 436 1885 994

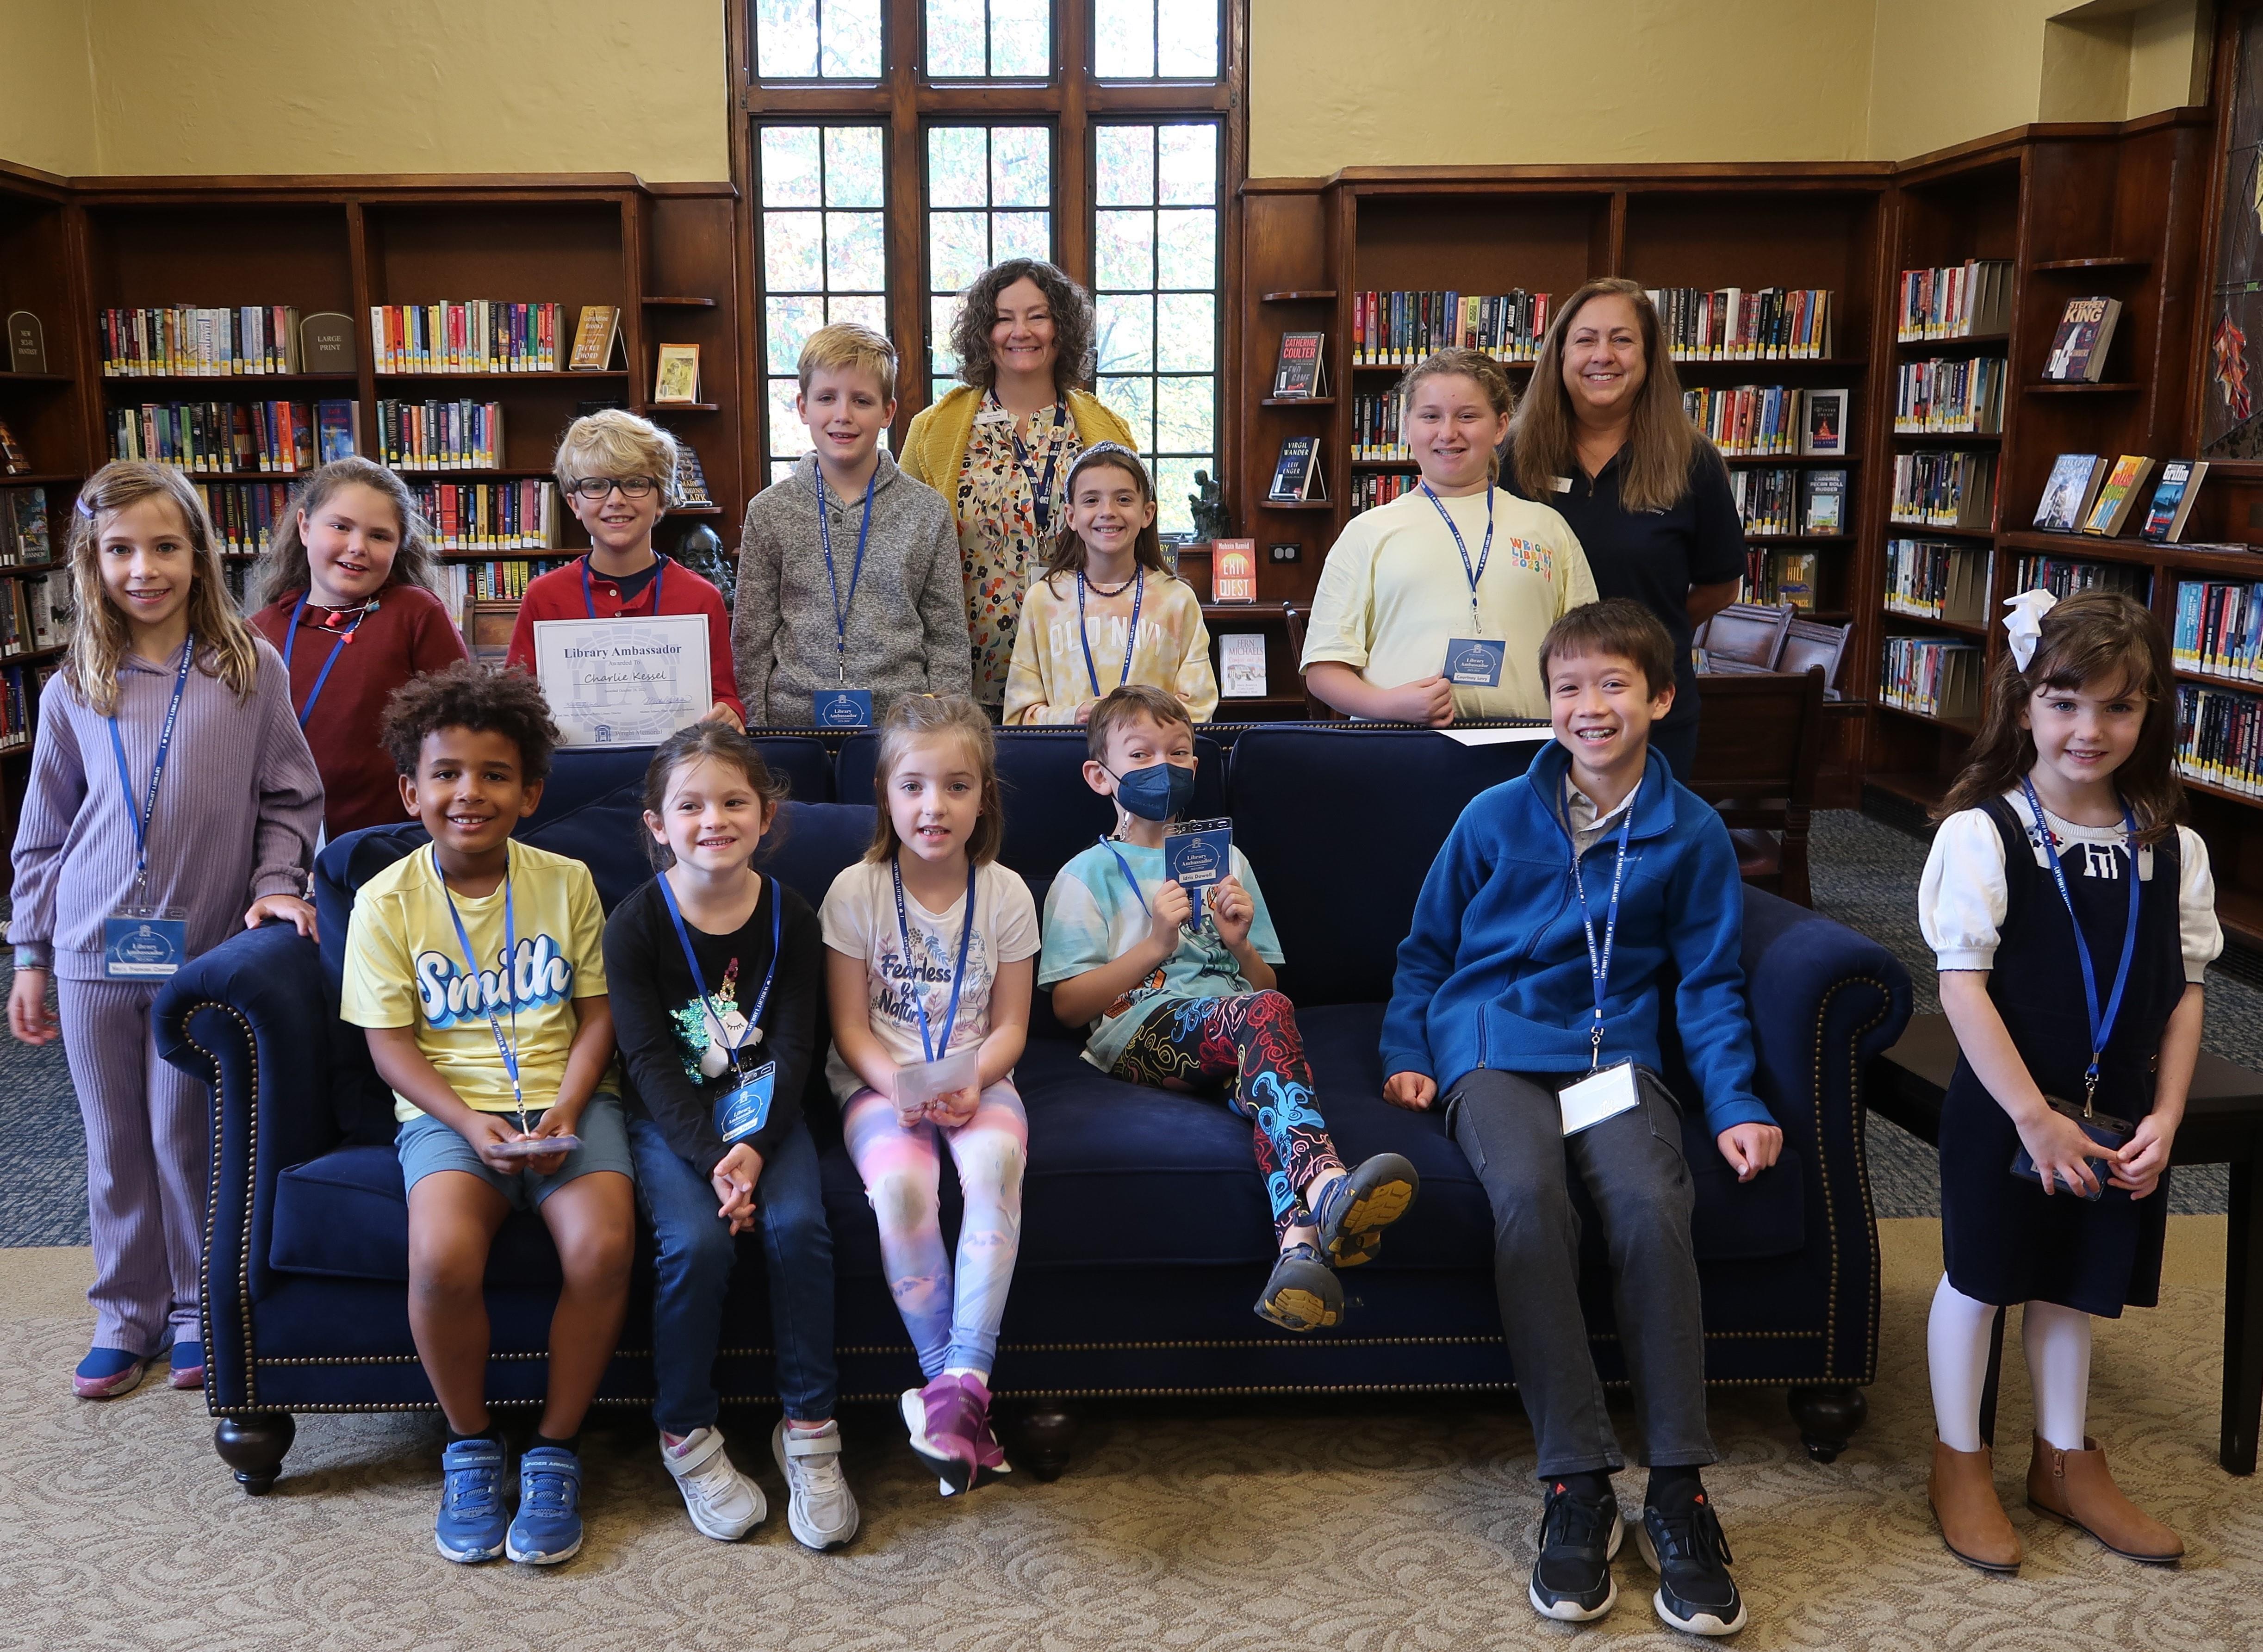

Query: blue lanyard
437 844 527 1125
2019 778 2143 1111
1563 785 1636 1070
1419 481 1495 632
282 594 376 728
106 633 195 901
1076 571 1146 699
890 856 978 1063
581 554 665 619
815 469 877 683
1010 403 1068 535
657 869 780 1076
1099 834 1150 916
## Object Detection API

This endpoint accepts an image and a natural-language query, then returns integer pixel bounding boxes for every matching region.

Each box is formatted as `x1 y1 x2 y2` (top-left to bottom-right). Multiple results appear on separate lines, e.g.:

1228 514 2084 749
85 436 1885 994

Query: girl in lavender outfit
7 462 323 1398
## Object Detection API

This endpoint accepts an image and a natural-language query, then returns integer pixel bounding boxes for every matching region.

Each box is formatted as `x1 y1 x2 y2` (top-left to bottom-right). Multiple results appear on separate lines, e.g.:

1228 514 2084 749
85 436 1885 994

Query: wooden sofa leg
1010 1400 1082 1482
1787 1386 1867 1463
215 1412 296 1495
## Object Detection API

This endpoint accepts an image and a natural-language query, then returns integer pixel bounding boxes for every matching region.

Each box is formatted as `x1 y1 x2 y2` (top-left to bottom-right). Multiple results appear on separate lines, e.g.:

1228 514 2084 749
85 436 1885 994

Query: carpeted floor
0 1222 2255 1650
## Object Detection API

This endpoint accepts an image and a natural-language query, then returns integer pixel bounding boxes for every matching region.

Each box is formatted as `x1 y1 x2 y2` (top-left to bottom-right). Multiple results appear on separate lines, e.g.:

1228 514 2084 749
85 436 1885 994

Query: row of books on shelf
1644 286 1834 361
370 302 571 375
110 400 357 474
1732 466 1846 537
1884 538 1989 624
2177 683 2263 796
2013 552 2146 602
0 572 70 655
0 662 51 752
1894 356 2005 434
1896 261 2013 341
1349 471 1412 514
380 399 504 471
197 481 292 558
1890 450 1998 530
414 480 561 552
1881 634 1982 721
1682 385 1849 457
99 305 321 377
2173 580 2263 681
1349 291 1552 366
1740 548 1817 610
0 487 52 566
435 559 570 609
2034 455 2207 541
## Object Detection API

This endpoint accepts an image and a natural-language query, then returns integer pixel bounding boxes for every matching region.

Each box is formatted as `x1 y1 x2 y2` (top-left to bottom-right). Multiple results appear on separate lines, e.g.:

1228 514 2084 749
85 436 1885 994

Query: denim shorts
396 1092 634 1211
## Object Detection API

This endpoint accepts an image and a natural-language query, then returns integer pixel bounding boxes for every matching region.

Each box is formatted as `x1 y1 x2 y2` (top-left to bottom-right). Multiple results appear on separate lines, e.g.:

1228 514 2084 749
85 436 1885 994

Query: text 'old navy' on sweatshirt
1380 740 1772 1138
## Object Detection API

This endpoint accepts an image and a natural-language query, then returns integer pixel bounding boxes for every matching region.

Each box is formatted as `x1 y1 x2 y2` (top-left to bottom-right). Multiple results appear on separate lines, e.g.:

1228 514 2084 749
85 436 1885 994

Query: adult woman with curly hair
901 258 1137 707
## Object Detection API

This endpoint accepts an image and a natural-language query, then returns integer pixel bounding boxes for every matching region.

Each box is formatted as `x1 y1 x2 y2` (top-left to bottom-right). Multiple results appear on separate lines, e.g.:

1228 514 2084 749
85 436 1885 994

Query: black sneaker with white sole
1633 1492 1747 1637
1529 1478 1623 1623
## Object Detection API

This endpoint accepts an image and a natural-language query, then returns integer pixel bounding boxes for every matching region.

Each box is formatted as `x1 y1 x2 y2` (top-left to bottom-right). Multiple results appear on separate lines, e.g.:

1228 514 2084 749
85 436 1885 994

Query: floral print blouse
955 389 1082 704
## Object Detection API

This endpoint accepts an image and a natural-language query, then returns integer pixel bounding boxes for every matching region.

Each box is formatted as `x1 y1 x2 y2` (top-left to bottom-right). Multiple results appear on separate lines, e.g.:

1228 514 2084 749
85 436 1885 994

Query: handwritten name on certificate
532 615 710 747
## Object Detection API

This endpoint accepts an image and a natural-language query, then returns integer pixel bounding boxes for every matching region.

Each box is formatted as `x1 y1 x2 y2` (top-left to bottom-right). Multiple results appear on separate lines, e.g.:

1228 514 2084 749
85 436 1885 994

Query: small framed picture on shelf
653 343 701 404
1801 388 1849 456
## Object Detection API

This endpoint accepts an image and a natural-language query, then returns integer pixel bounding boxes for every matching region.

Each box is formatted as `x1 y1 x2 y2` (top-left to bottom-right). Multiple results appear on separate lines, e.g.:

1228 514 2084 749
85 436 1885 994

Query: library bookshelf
0 161 744 843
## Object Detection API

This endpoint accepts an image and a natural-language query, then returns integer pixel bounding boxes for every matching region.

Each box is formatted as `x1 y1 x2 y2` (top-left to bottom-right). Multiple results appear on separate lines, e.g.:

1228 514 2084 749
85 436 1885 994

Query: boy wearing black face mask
1038 684 1418 1332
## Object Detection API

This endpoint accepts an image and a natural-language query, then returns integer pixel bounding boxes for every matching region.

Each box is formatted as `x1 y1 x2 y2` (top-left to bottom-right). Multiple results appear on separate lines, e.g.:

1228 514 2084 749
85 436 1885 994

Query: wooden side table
1870 1013 2263 1474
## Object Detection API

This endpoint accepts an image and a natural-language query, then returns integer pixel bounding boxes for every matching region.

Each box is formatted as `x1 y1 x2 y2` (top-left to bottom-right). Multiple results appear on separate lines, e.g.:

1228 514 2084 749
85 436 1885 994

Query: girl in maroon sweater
249 458 468 837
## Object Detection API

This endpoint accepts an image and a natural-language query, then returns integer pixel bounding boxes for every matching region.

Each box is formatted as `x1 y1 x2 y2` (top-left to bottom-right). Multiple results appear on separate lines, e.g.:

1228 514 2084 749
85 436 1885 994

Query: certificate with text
532 615 710 747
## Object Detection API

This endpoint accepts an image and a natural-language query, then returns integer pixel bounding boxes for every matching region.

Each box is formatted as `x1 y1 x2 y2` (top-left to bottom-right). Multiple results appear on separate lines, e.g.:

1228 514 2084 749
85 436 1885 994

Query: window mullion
886 0 928 432
1056 0 1093 287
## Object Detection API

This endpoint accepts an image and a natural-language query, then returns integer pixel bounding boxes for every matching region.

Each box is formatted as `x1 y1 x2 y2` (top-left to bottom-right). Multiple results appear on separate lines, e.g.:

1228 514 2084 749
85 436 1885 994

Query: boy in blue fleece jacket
1381 597 1781 1639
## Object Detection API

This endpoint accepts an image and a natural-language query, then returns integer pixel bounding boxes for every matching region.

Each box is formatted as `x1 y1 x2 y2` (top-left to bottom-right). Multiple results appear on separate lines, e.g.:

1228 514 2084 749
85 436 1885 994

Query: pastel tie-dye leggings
1108 991 1345 1242
841 1081 1027 1379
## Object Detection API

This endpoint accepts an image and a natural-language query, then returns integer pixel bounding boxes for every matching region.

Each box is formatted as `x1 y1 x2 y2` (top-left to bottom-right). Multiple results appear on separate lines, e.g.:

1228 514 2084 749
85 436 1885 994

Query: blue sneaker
1311 1152 1419 1268
168 1340 205 1390
434 1438 510 1563
507 1446 584 1565
73 1346 151 1400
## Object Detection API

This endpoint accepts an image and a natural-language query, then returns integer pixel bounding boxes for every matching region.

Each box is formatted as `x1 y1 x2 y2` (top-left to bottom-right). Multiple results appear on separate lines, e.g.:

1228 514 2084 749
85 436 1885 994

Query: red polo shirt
249 583 470 838
504 553 745 725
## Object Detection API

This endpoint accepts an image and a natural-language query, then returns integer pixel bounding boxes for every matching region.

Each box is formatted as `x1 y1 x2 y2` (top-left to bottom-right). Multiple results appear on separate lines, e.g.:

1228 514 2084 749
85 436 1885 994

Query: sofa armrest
155 922 344 1409
1738 886 1913 1384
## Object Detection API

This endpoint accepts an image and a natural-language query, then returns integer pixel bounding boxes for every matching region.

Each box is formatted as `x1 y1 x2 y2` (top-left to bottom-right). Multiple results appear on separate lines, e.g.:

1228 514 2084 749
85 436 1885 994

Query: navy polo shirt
1500 439 1744 732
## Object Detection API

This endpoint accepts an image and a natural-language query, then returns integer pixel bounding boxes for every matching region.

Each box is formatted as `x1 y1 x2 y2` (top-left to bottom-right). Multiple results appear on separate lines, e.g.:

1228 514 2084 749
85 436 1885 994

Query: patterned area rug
0 1222 2256 1651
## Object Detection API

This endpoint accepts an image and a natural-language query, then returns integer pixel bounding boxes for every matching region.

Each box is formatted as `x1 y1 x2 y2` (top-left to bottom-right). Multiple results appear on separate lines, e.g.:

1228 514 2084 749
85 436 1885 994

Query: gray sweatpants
57 976 208 1356
1446 1066 1717 1478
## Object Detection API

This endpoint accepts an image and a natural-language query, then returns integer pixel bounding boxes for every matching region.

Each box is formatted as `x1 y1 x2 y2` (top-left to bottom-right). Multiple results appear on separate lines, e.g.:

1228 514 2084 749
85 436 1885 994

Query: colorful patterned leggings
841 1081 1027 1381
1109 991 1345 1242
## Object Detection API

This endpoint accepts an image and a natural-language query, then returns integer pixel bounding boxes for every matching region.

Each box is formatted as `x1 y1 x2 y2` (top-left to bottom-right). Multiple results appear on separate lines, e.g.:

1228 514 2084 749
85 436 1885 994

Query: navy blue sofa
156 725 1911 1491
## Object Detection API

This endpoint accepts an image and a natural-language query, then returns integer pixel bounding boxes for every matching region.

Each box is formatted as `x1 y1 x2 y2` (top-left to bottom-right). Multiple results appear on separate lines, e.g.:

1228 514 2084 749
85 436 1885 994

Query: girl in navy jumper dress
1920 589 2218 1574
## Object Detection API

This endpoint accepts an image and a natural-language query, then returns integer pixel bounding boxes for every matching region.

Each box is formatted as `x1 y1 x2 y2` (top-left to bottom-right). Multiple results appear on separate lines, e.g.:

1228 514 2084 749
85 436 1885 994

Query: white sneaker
771 1418 861 1550
661 1426 765 1540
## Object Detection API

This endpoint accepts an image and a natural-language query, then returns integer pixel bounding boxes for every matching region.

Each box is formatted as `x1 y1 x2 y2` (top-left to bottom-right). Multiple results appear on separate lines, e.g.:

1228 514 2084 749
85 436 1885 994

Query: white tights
1928 1274 2093 1453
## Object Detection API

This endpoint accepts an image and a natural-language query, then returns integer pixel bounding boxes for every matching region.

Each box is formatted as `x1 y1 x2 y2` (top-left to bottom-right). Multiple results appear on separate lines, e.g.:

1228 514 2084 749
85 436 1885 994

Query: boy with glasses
505 410 745 727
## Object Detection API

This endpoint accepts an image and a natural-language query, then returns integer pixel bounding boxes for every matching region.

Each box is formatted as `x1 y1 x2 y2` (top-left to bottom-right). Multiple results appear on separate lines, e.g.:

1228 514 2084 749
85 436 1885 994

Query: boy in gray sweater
734 323 972 727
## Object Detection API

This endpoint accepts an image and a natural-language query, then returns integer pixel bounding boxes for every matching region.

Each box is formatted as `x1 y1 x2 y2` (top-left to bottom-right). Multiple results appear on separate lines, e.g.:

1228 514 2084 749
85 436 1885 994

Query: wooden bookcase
1236 164 1892 790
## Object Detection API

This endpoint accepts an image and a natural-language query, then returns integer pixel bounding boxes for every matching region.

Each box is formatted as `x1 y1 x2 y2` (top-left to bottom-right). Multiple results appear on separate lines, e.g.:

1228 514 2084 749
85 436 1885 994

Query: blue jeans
625 1114 837 1434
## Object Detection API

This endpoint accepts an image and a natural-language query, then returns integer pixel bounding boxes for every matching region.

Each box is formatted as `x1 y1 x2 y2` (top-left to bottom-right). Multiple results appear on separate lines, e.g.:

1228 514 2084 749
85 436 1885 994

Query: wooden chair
1776 617 1852 699
1281 604 1341 719
1692 602 1795 674
1685 666 1827 907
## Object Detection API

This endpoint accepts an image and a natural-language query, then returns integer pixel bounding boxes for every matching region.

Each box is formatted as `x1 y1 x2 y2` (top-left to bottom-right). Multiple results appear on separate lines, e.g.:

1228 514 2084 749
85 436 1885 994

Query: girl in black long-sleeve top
602 726 858 1553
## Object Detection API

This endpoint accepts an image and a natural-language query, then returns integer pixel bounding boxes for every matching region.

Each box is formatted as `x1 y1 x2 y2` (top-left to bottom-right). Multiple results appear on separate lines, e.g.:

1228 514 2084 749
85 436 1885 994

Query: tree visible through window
743 0 1240 536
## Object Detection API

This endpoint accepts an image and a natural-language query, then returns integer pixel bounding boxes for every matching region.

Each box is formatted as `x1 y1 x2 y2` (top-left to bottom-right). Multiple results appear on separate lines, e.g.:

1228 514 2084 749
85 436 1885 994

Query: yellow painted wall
0 2 97 177
70 0 729 180
1246 0 1878 176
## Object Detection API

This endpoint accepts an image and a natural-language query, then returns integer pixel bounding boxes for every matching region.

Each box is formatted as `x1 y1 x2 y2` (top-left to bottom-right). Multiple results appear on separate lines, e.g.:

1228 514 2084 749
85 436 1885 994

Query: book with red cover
1210 538 1257 603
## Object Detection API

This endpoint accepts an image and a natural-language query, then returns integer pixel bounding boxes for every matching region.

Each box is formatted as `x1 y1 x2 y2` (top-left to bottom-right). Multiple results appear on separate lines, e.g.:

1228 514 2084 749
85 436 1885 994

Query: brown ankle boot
2025 1434 2184 1564
1929 1441 2021 1572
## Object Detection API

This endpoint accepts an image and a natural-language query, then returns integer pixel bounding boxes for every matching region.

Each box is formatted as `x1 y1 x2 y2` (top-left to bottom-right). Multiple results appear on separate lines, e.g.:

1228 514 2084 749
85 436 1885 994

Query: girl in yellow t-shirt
1301 348 1596 726
1002 445 1217 725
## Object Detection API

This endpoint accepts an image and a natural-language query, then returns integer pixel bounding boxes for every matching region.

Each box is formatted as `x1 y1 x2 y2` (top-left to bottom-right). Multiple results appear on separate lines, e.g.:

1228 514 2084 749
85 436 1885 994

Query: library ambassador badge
531 615 710 747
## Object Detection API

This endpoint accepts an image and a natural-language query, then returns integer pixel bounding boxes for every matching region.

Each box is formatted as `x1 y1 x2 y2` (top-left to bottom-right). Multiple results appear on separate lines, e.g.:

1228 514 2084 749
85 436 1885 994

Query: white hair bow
2002 589 2058 671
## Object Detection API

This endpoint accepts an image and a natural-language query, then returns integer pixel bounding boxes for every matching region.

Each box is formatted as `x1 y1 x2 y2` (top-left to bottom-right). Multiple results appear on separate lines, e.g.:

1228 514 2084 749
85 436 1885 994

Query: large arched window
734 0 1244 534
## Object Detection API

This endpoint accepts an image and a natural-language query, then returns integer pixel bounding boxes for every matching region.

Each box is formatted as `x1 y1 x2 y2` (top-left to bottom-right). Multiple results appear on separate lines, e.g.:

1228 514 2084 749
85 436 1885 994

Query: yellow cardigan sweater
899 385 1138 518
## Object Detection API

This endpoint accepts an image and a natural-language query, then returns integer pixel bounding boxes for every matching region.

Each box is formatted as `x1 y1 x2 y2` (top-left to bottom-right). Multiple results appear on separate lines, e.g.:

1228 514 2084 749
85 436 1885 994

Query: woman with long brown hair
1504 278 1744 777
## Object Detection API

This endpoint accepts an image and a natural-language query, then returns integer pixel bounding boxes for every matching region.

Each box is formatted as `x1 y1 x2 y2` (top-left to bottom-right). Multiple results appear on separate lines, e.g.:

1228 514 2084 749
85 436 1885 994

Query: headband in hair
1070 441 1146 472
2002 588 2058 671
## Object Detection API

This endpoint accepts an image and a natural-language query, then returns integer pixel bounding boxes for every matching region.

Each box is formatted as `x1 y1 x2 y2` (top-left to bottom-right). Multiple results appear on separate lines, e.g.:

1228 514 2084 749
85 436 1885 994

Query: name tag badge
1444 637 1506 688
972 404 1013 425
1551 475 1574 493
1559 1061 1641 1137
490 1132 584 1159
895 1045 981 1114
103 907 188 980
715 1060 778 1145
1165 816 1232 930
814 688 873 727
